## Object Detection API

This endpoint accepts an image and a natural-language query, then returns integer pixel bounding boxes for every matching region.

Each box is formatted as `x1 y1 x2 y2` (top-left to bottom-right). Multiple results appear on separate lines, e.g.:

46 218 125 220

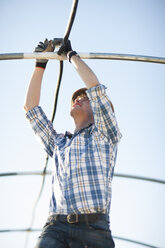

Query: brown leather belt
49 213 109 224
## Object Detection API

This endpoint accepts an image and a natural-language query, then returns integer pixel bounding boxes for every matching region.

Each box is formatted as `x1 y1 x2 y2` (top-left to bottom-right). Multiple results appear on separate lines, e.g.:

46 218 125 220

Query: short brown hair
71 87 114 112
71 88 87 105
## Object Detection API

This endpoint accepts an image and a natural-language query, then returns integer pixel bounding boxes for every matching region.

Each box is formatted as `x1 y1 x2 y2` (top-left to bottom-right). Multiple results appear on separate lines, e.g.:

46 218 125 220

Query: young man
24 39 122 248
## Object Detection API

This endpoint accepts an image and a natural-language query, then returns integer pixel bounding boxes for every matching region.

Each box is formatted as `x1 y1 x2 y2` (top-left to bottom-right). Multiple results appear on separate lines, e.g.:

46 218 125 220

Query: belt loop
54 214 59 221
84 214 89 224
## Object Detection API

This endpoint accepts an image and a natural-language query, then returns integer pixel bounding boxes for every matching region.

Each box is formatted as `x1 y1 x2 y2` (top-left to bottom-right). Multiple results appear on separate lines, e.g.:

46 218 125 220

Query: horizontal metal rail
114 173 165 185
0 228 41 233
0 52 165 64
0 171 164 185
0 228 159 247
0 171 51 176
113 235 159 248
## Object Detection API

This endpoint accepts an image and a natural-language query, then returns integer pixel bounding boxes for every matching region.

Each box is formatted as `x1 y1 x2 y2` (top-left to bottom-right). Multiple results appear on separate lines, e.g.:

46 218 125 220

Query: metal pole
0 229 160 247
1 171 165 185
0 52 165 64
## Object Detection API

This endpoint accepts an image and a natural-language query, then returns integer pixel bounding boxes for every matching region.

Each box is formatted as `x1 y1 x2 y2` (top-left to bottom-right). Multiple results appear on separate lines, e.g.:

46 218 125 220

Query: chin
70 108 83 118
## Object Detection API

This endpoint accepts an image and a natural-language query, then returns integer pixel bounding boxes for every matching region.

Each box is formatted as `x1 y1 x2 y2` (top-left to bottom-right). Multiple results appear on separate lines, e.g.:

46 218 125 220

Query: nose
72 98 80 107
74 98 81 104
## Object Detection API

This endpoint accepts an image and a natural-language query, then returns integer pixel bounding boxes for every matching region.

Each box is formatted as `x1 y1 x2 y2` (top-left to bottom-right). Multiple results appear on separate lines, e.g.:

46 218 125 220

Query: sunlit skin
70 94 94 132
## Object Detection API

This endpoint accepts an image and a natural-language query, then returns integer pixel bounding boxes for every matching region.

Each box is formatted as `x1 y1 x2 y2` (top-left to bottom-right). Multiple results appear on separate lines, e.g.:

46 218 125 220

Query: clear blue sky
0 0 165 247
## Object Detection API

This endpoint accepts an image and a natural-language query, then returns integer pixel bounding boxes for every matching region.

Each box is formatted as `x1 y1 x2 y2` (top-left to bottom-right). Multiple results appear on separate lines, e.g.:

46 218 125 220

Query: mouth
72 102 81 108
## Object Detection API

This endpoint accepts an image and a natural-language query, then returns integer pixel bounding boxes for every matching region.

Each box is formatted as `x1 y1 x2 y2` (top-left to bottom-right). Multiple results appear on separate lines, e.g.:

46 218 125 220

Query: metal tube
114 173 165 185
113 236 159 248
0 52 165 64
1 171 165 185
0 53 24 60
0 229 159 247
0 52 64 60
81 52 165 64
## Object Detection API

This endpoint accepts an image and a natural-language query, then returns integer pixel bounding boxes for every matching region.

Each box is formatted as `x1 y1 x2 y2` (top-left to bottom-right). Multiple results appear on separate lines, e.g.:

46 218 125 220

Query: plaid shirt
26 84 122 215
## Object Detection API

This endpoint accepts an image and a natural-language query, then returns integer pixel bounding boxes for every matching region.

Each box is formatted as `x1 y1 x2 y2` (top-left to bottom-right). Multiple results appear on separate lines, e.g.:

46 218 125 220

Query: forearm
87 85 122 144
70 54 100 89
24 67 45 111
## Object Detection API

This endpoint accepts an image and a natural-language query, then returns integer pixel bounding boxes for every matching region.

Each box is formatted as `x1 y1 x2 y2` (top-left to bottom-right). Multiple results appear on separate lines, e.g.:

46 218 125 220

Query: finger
44 39 49 46
53 38 63 46
39 42 44 46
38 44 44 49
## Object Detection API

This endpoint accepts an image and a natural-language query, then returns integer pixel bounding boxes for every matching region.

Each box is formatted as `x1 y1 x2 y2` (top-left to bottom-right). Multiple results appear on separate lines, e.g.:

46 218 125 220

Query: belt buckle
67 214 78 224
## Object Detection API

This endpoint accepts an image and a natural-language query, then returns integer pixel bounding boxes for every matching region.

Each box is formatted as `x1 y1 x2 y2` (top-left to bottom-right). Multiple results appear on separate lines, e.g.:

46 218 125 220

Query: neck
74 118 94 133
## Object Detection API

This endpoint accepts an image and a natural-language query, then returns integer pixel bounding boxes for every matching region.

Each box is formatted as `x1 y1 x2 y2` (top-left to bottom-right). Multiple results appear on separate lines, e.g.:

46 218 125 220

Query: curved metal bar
81 52 165 64
114 173 165 185
0 52 165 64
0 52 63 60
0 53 24 60
0 229 159 247
0 171 164 185
113 235 159 248
0 228 41 233
0 171 51 176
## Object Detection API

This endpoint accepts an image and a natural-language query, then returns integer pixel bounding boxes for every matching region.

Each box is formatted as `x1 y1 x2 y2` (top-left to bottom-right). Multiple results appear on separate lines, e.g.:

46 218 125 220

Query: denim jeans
34 215 115 248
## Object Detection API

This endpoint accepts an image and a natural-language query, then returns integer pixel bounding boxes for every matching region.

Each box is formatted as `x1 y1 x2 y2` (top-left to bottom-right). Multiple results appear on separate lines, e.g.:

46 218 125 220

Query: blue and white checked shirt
26 84 122 215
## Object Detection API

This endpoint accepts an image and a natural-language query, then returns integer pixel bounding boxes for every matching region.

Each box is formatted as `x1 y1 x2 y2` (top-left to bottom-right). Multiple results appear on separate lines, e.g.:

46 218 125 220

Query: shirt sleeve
86 84 122 145
25 106 63 157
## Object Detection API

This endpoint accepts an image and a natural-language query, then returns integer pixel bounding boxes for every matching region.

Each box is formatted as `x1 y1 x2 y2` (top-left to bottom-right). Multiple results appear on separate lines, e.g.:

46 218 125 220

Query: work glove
52 38 63 47
57 40 73 56
58 40 78 62
34 38 55 69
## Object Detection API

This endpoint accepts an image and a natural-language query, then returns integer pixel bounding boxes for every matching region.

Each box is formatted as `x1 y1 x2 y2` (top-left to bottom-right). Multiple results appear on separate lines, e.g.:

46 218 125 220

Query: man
24 39 122 248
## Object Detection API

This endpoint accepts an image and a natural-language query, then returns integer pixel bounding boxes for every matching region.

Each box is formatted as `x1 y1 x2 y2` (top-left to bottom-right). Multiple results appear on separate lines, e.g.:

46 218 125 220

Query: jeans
34 215 115 248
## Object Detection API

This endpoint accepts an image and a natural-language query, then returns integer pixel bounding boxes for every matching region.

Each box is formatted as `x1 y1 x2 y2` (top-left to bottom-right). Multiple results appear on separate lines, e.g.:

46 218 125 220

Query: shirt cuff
25 106 44 121
86 84 107 101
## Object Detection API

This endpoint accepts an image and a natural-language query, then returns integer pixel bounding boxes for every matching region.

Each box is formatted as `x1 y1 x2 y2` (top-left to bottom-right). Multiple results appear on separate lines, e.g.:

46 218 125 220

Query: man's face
70 93 93 119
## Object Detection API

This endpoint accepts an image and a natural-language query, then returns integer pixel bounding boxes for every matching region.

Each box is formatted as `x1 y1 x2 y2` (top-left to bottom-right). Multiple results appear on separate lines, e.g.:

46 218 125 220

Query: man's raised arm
59 40 100 89
24 39 55 112
68 52 100 89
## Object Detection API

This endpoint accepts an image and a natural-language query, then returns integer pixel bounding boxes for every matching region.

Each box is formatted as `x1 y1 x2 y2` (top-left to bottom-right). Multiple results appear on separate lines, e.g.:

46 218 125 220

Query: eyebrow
73 93 88 101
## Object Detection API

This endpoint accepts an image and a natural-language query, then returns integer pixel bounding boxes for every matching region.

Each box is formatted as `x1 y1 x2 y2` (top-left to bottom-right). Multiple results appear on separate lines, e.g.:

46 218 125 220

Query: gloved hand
57 40 72 56
34 38 55 68
52 38 63 47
